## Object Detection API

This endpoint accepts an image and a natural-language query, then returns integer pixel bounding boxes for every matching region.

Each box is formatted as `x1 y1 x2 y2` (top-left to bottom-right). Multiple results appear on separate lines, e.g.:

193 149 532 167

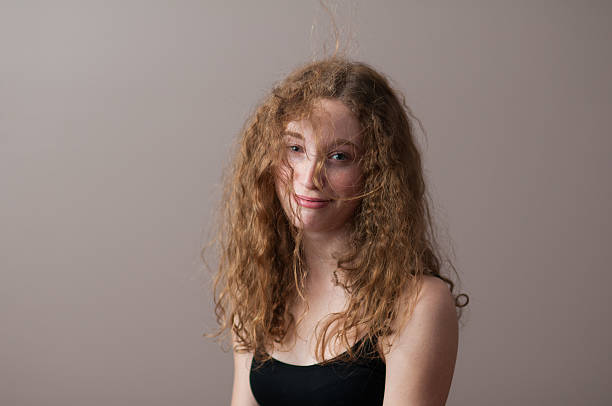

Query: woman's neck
301 228 351 295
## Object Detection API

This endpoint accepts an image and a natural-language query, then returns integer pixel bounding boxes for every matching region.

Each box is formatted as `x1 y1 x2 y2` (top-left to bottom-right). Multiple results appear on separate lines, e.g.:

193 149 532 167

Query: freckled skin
275 99 363 236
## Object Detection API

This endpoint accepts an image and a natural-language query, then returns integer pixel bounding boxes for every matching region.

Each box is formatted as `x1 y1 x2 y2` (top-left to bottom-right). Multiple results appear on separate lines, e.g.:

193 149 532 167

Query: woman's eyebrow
331 138 359 149
283 132 359 150
282 131 304 139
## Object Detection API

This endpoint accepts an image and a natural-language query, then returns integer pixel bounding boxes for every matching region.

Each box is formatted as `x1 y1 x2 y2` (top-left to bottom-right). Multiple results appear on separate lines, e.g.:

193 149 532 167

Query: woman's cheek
331 171 362 196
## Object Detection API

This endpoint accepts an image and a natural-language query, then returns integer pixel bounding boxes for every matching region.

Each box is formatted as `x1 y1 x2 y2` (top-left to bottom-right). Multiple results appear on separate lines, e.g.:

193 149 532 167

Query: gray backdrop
1 1 611 405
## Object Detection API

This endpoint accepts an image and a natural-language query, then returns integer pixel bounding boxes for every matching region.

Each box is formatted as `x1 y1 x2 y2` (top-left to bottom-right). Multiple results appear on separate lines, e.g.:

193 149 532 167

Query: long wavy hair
207 57 469 365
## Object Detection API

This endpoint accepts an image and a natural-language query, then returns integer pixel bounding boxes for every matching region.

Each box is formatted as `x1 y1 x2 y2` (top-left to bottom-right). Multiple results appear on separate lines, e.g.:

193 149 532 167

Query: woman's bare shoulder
230 333 258 406
381 274 458 405
419 274 454 303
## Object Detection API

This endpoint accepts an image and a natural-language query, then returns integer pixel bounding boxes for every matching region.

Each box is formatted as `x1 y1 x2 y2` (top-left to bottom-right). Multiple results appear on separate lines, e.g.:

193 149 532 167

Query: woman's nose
298 157 324 190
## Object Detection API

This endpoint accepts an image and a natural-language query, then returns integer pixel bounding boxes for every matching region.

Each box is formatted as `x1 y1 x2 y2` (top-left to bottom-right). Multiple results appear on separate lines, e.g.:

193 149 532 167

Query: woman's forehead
283 99 362 145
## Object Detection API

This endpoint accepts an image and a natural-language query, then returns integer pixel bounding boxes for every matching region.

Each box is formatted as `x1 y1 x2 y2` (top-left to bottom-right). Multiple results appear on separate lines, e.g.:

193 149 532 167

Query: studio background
1 1 611 405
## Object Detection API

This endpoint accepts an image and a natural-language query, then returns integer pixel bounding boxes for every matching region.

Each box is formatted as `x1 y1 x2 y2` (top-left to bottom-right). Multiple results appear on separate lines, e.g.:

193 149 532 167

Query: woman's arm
230 333 259 406
382 275 459 406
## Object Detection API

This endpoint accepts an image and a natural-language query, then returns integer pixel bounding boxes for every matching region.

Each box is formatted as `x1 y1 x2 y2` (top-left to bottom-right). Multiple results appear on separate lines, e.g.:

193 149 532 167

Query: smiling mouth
294 194 331 208
295 194 331 202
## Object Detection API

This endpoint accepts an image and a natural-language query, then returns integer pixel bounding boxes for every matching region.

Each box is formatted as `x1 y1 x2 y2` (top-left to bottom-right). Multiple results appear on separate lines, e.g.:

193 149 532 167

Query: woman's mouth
294 194 331 209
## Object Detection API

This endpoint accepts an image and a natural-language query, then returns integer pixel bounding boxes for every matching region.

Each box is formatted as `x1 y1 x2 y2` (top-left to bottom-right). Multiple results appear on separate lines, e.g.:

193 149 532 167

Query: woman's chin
289 219 326 233
290 218 351 236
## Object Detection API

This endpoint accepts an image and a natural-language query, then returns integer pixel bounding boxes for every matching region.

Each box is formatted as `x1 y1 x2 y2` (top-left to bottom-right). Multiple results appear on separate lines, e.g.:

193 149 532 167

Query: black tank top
249 335 385 405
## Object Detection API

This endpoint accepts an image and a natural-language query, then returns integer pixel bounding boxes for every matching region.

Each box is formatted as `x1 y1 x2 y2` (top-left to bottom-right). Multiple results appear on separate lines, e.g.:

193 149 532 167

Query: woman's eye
288 145 302 153
330 152 350 161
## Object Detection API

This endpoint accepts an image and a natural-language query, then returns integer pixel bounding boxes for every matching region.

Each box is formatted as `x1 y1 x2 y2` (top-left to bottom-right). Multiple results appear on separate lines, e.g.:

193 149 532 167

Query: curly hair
207 57 469 365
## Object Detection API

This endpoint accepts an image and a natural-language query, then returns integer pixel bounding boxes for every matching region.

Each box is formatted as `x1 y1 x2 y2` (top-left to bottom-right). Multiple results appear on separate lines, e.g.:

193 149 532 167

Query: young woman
210 58 469 405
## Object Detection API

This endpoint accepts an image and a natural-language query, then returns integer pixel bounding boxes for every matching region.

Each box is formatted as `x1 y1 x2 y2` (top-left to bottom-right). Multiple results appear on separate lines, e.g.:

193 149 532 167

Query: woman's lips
295 194 331 209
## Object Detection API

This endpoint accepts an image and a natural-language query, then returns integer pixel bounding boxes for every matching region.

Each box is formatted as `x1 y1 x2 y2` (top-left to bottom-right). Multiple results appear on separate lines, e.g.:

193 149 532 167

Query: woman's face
275 98 363 235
